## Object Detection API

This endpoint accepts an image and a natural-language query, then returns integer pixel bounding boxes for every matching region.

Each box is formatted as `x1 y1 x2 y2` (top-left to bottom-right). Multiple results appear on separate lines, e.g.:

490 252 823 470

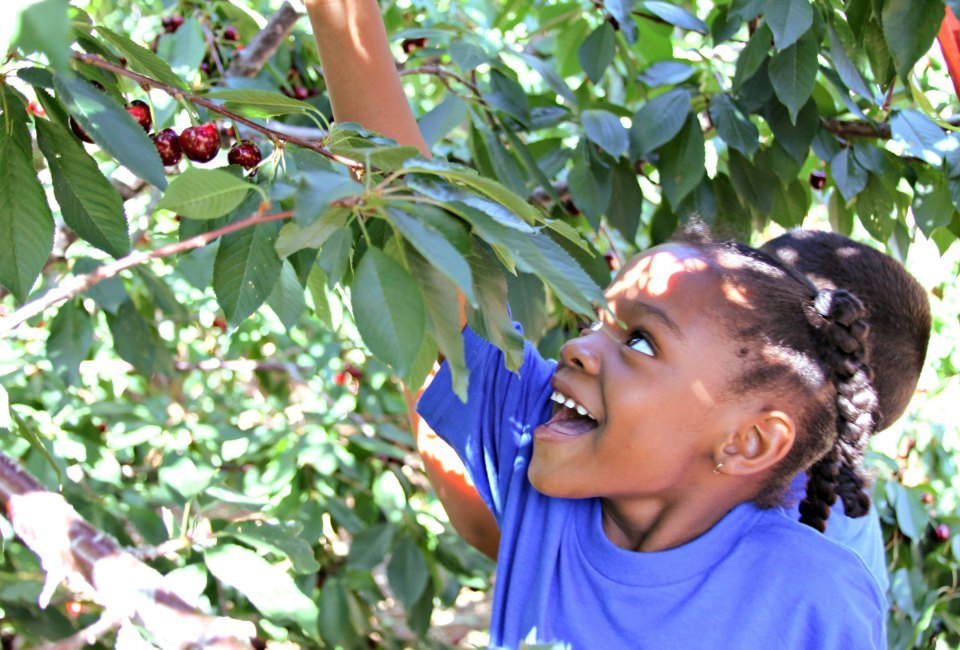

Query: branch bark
227 1 304 79
0 452 256 649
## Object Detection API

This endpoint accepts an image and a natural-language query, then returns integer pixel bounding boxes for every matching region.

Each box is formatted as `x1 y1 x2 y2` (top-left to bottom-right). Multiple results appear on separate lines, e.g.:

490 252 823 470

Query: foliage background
1 0 959 647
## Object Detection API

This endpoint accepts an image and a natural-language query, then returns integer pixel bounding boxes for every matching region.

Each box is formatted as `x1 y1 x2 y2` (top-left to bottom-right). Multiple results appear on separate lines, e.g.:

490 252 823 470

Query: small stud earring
713 461 724 476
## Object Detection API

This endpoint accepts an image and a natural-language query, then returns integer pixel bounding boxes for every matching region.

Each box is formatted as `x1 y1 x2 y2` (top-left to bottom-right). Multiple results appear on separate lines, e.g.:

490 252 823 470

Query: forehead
607 243 718 304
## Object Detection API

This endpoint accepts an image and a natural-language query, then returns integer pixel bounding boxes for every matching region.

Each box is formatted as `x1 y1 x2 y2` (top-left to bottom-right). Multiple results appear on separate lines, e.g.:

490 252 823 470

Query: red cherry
333 371 347 386
933 523 951 542
212 317 227 332
401 37 428 54
151 128 182 166
70 117 93 143
227 140 262 170
921 492 935 505
162 15 185 33
126 100 152 132
604 252 619 271
65 601 84 618
222 26 239 41
180 123 221 163
292 86 309 100
97 423 107 433
808 170 827 190
344 364 365 380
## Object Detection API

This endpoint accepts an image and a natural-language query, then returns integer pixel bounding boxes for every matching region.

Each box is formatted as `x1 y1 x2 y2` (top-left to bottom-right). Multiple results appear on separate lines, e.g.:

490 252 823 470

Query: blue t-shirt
418 327 887 649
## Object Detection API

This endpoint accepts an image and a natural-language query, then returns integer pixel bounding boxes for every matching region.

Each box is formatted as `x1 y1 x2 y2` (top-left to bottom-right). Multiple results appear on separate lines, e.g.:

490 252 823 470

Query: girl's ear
717 412 795 477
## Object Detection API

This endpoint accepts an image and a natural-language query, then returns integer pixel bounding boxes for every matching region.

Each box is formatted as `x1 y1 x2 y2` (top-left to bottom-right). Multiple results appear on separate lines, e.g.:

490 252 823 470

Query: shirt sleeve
415 325 555 523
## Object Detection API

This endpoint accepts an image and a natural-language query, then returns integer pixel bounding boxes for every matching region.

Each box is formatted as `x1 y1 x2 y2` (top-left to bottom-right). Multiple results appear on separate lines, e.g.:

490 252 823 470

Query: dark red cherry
180 123 221 163
126 100 152 132
227 140 262 170
151 128 182 166
808 170 827 190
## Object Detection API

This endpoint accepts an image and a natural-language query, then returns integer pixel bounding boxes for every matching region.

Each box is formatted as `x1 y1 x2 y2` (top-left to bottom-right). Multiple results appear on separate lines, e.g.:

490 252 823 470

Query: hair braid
801 289 879 528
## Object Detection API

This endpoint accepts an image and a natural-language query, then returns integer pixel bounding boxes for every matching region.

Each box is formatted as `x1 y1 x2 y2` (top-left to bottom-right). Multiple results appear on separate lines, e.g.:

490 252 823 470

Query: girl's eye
626 332 655 357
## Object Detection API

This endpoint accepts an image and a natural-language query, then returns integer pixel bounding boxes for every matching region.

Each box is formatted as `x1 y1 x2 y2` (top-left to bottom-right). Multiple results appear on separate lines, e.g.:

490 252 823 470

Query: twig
226 1 303 79
0 208 294 336
73 53 362 171
0 453 256 649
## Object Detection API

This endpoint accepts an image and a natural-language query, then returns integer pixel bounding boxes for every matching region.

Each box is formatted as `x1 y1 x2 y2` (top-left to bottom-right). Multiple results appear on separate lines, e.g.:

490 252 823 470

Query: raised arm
304 0 429 155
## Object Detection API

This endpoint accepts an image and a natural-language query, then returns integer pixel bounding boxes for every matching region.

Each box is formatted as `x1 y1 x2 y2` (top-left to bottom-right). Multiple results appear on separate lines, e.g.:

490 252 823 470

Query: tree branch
226 1 304 79
0 452 256 649
0 208 294 336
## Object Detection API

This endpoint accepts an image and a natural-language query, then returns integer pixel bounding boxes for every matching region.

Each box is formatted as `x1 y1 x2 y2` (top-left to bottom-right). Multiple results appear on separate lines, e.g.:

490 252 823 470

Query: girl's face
529 243 761 504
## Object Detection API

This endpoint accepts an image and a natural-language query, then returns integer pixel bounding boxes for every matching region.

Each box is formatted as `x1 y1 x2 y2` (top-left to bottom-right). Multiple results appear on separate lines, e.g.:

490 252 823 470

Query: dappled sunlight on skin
609 245 710 299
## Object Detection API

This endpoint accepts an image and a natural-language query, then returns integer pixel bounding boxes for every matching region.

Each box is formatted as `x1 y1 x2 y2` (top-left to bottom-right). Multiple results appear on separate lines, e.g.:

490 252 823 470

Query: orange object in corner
938 7 960 100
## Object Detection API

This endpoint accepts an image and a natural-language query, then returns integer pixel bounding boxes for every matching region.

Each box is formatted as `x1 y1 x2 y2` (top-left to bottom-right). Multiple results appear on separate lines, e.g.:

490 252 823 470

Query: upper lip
549 378 597 421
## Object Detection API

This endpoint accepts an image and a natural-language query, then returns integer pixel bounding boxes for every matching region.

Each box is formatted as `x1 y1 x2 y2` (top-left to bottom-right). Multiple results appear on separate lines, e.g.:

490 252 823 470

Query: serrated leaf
214 221 283 326
47 301 93 386
629 89 691 158
277 207 350 258
581 109 628 158
658 114 705 210
225 520 321 575
0 86 54 301
639 1 707 34
466 241 524 371
578 22 617 84
827 24 874 102
205 89 316 119
709 94 759 157
387 536 430 609
386 204 475 304
733 23 772 92
266 261 307 330
205 544 319 637
768 32 818 124
95 26 189 91
351 248 426 376
882 0 944 80
105 300 156 376
35 118 129 258
764 99 818 163
157 168 256 220
53 74 167 189
765 0 813 50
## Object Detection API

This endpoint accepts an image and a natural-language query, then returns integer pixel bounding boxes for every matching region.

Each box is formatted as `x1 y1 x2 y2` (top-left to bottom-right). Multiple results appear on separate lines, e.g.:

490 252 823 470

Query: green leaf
629 89 691 158
891 109 951 166
277 207 350 258
347 522 395 570
0 86 54 301
658 114 705 210
157 168 257 220
466 241 524 371
764 99 818 163
605 0 639 43
317 578 357 647
35 118 129 258
386 204 475 304
225 520 321 575
407 250 468 401
768 31 818 124
53 74 167 189
449 38 491 71
728 149 777 214
733 23 772 92
205 89 316 119
581 109 628 158
214 221 283 326
891 484 930 540
10 411 62 485
830 147 868 201
47 301 93 386
507 272 548 342
827 24 874 101
95 26 189 91
266 261 307 330
639 1 707 34
387 535 430 609
770 179 810 228
856 174 898 242
578 22 617 84
637 61 695 87
156 17 206 84
105 300 156 376
568 144 612 222
294 170 362 226
709 94 759 157
158 455 214 499
913 174 955 238
11 0 70 71
419 93 468 147
765 0 813 50
882 0 944 80
205 544 319 637
606 158 643 242
828 189 854 235
352 248 426 377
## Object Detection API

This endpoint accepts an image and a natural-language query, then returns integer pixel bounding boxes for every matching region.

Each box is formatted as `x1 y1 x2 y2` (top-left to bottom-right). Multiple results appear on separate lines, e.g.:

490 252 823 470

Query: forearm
304 0 429 155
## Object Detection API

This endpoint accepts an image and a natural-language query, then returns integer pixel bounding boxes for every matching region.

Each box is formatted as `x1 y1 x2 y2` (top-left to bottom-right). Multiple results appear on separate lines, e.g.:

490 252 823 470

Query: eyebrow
601 301 684 340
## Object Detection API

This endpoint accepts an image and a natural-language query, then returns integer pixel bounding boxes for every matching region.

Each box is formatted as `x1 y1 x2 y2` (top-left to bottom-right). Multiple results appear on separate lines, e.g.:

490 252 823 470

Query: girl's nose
559 330 603 374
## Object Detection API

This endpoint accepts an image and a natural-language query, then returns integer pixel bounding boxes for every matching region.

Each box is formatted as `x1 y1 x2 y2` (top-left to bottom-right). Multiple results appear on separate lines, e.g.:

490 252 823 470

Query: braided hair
677 230 879 532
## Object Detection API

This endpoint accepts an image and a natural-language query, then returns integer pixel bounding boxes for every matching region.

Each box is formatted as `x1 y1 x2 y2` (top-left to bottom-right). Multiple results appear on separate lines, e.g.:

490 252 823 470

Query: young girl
305 2 892 646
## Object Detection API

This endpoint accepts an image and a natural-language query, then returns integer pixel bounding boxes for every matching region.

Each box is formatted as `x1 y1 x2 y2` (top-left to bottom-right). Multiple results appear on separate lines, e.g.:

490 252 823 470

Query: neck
600 494 745 552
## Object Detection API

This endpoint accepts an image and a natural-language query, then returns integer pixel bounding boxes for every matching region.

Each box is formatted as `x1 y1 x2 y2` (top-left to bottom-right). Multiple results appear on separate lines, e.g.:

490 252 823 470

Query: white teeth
550 389 596 421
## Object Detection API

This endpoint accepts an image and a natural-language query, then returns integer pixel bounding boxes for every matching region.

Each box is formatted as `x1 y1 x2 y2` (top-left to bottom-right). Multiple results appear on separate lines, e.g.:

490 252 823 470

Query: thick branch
0 209 293 336
0 453 255 649
227 2 304 78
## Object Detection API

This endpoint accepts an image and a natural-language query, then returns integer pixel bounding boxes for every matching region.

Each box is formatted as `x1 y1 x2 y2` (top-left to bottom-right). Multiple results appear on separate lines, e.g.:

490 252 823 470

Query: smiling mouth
541 389 598 436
